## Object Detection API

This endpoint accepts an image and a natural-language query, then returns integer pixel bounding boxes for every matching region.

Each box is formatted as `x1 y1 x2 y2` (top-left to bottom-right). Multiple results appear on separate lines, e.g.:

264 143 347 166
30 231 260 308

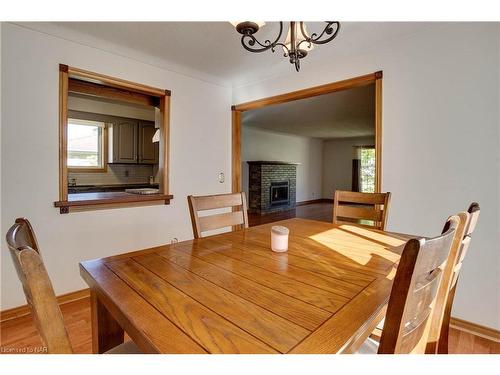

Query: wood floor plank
106 259 276 353
162 245 349 312
248 202 333 227
133 253 310 353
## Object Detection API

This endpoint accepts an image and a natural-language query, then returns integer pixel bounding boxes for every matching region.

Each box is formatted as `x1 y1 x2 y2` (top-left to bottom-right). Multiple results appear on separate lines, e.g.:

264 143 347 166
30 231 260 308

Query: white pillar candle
271 225 289 252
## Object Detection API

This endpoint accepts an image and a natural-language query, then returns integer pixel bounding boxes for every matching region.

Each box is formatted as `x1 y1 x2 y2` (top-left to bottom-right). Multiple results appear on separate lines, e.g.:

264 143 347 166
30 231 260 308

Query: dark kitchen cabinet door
111 120 138 163
138 121 158 164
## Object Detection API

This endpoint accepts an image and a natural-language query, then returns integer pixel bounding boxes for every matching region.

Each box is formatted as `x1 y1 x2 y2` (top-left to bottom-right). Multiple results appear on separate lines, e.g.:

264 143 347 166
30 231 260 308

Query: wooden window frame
55 64 172 214
231 71 383 195
67 117 109 174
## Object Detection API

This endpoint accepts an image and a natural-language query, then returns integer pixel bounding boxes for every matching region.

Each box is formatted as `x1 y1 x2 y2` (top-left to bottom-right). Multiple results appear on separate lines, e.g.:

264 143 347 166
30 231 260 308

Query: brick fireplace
247 161 298 214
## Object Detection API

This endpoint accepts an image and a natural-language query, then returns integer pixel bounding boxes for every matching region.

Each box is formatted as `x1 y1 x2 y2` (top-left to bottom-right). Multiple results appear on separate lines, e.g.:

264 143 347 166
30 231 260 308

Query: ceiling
242 84 375 139
18 22 438 87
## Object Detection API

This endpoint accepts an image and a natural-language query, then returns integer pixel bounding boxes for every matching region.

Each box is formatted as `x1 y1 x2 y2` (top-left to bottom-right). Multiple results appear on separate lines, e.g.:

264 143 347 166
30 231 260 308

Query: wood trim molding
66 66 165 97
57 64 171 213
59 66 69 200
450 317 500 343
0 289 90 323
233 71 382 112
160 95 171 195
54 194 173 214
375 76 383 193
231 71 383 199
231 110 242 193
68 78 158 107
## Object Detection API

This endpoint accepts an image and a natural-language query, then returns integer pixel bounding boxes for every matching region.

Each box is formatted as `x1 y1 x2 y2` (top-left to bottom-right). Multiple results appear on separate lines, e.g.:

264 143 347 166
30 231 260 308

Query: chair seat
104 340 142 354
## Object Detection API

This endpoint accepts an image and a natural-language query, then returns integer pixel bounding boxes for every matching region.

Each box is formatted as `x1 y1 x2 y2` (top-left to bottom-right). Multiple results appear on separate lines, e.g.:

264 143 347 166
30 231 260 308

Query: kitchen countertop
69 183 159 189
67 191 160 202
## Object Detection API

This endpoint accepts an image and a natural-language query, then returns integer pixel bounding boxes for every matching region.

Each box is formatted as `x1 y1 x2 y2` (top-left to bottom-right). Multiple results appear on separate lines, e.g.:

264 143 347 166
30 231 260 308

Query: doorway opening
231 72 382 226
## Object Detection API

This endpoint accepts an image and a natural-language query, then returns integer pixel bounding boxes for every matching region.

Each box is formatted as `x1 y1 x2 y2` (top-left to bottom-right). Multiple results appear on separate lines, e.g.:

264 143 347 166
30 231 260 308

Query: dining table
79 217 414 354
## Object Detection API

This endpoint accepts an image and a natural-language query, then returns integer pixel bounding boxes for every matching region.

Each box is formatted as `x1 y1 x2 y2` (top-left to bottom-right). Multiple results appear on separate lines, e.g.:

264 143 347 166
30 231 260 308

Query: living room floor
248 202 333 227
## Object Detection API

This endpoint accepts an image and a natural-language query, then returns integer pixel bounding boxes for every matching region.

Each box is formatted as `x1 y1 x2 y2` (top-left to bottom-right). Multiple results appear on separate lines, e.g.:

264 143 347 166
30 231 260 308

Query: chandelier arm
302 21 340 45
271 42 290 56
240 22 284 53
296 39 313 51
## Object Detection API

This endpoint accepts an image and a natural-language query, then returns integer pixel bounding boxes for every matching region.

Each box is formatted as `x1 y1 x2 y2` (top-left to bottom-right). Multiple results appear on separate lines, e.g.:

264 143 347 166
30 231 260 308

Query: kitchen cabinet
109 119 158 164
109 120 138 163
138 121 157 164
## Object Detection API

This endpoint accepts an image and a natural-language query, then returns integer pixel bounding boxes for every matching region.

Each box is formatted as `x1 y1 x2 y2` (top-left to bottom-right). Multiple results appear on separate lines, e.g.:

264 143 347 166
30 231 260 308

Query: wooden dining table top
80 218 414 354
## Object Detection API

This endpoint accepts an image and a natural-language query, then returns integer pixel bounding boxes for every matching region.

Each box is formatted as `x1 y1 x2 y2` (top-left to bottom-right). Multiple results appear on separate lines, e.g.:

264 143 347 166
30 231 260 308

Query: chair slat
336 205 383 222
199 211 245 232
336 191 388 205
193 193 243 211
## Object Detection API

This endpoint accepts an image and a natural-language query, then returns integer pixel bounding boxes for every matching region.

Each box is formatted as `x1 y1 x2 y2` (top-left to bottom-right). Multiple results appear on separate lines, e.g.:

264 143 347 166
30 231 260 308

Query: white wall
242 126 323 202
1 23 232 309
234 23 500 329
322 137 375 199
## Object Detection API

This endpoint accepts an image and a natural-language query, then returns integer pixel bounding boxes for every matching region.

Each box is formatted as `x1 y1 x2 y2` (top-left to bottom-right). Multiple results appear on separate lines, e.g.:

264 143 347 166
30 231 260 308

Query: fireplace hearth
247 161 298 214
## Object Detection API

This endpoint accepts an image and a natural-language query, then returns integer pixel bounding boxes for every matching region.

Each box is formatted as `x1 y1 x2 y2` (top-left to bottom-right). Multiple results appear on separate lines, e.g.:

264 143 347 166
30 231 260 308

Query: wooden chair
436 203 480 354
187 192 249 239
357 215 460 354
6 218 141 354
332 190 391 230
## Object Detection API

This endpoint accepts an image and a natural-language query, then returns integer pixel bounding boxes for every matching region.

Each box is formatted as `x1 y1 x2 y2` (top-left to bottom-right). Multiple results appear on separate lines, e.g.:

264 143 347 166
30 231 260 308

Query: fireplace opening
270 181 290 207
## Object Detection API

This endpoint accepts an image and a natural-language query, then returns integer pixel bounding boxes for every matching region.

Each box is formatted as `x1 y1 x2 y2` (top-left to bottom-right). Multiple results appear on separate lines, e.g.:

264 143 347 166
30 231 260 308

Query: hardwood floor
1 295 498 354
249 202 333 227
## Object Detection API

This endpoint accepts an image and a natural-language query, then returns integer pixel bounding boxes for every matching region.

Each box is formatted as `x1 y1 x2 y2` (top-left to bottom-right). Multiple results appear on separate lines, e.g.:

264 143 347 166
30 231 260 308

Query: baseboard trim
0 288 90 323
296 198 333 206
450 317 500 343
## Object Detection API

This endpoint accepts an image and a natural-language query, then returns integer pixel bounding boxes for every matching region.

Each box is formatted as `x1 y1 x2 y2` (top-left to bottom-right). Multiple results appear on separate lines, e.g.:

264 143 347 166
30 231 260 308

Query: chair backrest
5 218 73 353
437 202 480 353
332 190 391 230
378 215 459 354
187 192 249 239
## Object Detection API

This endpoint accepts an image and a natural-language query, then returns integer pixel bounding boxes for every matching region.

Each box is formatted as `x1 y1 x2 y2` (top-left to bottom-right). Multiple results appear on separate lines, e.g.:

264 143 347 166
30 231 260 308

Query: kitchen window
67 118 107 172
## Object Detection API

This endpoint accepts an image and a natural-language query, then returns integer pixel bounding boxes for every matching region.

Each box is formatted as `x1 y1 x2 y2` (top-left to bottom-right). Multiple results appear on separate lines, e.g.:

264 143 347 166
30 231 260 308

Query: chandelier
231 21 340 72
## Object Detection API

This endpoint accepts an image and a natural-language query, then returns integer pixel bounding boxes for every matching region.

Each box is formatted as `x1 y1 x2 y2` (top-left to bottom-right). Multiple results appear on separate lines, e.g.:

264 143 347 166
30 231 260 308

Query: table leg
90 290 124 354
